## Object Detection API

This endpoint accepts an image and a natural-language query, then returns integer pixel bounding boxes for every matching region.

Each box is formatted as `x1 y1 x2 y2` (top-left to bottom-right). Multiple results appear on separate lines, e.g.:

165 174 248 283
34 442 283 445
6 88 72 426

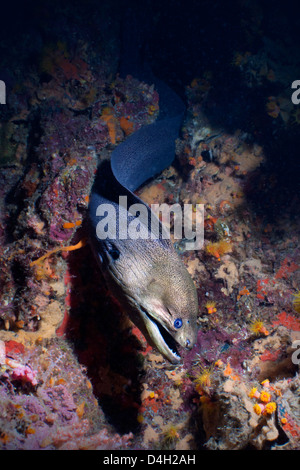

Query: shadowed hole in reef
64 241 145 434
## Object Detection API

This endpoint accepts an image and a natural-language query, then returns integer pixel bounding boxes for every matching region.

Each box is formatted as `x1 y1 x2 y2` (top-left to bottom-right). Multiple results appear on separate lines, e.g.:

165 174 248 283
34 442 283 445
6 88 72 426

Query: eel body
88 17 198 364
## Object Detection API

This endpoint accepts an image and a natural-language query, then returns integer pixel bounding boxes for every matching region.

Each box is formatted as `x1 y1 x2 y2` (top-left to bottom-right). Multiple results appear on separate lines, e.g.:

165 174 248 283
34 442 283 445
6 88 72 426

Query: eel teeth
140 307 181 363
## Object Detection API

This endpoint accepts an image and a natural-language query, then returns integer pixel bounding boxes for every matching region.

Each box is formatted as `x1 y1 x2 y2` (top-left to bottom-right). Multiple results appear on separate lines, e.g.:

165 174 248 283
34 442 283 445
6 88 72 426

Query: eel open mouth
140 307 181 363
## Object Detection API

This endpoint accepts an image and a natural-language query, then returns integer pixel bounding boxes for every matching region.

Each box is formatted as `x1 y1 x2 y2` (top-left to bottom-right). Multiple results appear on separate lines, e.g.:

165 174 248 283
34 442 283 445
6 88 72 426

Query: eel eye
174 318 183 329
108 246 120 260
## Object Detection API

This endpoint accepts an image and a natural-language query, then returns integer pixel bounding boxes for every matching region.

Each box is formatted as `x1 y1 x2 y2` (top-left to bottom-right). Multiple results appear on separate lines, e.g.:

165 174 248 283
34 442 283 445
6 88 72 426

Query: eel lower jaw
139 307 182 364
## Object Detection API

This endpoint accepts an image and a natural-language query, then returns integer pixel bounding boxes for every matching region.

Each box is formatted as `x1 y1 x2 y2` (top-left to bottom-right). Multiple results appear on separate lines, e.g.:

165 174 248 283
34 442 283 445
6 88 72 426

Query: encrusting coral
1 0 300 451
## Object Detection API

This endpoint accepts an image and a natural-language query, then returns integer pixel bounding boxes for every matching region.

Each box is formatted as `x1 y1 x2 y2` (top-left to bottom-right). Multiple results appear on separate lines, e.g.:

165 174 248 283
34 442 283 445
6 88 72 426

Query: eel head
102 239 198 364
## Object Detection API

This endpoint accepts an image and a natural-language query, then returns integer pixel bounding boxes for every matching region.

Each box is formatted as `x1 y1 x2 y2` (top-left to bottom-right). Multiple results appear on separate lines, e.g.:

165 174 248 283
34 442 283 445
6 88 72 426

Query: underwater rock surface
0 0 300 450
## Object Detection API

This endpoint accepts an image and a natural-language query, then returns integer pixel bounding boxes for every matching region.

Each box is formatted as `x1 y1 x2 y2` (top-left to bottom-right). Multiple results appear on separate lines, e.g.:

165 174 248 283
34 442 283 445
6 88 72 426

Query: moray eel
88 17 198 364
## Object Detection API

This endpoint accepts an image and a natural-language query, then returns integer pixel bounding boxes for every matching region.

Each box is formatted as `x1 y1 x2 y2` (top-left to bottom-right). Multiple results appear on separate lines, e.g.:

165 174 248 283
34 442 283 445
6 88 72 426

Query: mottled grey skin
89 127 199 364
90 231 198 363
88 11 198 364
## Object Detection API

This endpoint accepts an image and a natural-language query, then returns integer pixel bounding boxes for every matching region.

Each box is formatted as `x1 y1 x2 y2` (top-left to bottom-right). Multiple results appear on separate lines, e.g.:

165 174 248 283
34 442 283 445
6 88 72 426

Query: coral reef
0 338 133 449
0 0 300 451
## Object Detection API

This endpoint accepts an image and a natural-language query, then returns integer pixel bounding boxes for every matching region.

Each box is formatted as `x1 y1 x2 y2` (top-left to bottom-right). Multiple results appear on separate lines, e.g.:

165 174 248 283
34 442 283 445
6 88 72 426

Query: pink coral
10 364 38 387
43 419 133 450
